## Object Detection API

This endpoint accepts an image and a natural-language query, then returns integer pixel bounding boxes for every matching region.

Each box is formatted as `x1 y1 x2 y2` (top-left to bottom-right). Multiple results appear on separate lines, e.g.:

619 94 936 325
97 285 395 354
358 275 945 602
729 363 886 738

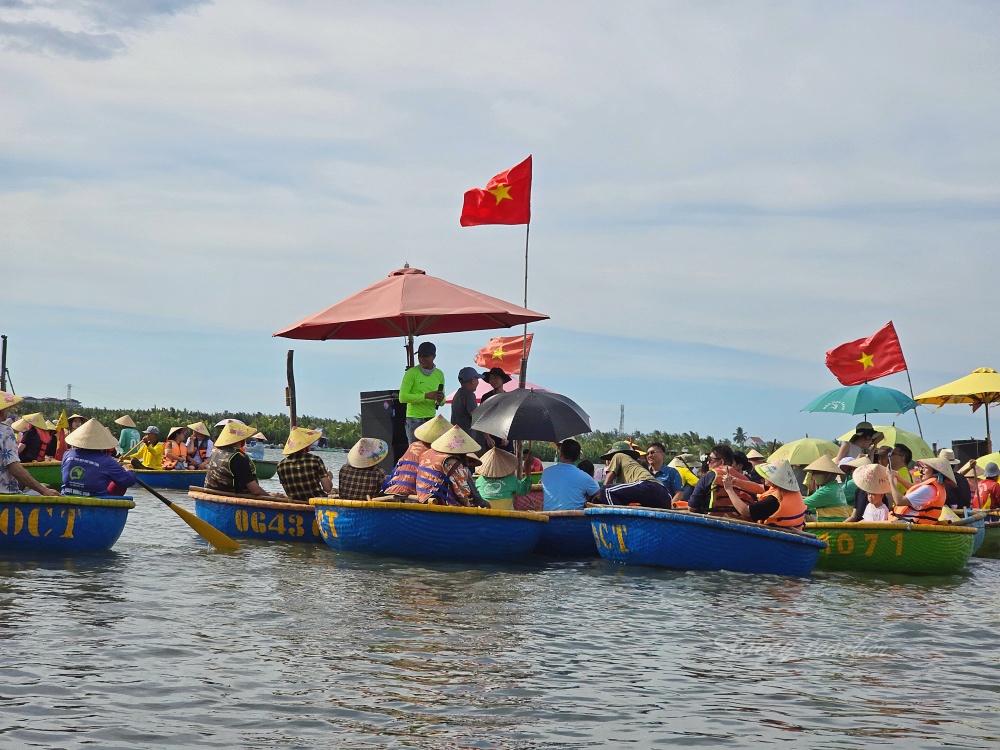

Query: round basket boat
253 460 278 480
21 460 62 489
189 488 321 542
585 507 827 577
806 522 977 575
134 469 207 490
975 516 1000 559
0 494 134 553
309 498 548 563
534 510 599 558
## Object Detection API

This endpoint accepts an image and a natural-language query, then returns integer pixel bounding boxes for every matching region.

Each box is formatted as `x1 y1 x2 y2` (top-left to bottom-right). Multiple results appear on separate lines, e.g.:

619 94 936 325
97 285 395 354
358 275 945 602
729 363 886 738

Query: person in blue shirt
62 419 136 496
644 442 685 505
542 439 599 511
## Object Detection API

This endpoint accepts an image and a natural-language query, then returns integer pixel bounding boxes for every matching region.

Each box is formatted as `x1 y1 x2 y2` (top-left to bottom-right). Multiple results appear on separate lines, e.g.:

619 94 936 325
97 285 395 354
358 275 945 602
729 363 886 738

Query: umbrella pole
286 349 298 429
405 335 414 369
987 404 992 453
903 369 924 438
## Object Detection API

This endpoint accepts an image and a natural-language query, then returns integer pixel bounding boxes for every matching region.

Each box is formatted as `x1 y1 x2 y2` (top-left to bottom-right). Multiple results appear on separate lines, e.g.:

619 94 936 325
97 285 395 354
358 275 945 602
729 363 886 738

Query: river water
1 449 998 748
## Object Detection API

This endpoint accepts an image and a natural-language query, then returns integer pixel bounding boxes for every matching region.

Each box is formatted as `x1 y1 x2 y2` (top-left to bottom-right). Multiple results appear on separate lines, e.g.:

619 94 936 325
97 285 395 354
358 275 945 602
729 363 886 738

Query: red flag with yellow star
474 334 533 375
460 156 532 226
825 322 907 386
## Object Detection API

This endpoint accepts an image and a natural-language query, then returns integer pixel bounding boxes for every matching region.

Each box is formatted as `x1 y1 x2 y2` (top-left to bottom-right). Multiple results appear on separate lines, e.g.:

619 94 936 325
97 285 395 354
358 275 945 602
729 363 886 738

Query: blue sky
3 1 998 449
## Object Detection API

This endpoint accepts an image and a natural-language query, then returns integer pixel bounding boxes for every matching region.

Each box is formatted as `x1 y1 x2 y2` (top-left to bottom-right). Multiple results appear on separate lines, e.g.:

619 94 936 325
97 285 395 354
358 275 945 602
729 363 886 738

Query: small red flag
460 156 532 227
474 334 533 375
825 322 907 386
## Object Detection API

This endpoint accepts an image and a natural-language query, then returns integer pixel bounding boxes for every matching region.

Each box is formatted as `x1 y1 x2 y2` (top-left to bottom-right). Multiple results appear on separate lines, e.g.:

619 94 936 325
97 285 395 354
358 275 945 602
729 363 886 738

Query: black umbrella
470 389 591 442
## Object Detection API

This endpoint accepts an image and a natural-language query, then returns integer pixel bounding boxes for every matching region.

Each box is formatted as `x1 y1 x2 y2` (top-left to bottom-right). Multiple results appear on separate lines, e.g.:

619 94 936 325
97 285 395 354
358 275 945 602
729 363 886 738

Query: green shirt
475 474 532 501
399 366 445 419
804 481 847 510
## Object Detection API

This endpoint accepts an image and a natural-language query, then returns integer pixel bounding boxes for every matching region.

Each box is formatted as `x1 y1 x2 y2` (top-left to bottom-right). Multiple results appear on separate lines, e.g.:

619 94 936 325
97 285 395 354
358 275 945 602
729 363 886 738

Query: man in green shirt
399 341 445 443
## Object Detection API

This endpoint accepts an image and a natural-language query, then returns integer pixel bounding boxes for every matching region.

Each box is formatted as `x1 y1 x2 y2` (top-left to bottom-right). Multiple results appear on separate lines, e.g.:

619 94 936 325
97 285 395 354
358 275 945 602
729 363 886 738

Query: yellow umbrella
914 367 1000 450
835 425 934 460
768 437 839 466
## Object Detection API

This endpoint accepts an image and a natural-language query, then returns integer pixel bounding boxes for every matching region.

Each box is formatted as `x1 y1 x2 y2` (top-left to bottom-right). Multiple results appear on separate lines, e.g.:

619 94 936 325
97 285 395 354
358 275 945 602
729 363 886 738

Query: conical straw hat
430 425 481 455
216 418 246 428
216 421 257 447
187 421 210 437
917 456 956 486
755 459 799 492
853 464 894 495
845 456 872 469
413 415 452 444
0 391 23 411
347 438 389 468
22 413 48 431
478 447 518 478
115 414 137 428
11 418 29 432
166 426 187 440
283 427 323 455
65 418 120 451
745 449 765 460
804 454 844 475
44 420 58 431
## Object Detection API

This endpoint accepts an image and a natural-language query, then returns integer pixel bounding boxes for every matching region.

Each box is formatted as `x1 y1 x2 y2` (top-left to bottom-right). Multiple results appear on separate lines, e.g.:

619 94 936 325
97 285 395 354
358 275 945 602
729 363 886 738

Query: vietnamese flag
825 322 907 386
474 334 533 375
460 156 532 227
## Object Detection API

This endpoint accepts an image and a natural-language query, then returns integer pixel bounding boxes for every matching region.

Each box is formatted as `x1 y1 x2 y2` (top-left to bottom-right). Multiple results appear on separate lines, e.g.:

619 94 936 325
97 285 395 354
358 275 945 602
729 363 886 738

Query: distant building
22 396 82 408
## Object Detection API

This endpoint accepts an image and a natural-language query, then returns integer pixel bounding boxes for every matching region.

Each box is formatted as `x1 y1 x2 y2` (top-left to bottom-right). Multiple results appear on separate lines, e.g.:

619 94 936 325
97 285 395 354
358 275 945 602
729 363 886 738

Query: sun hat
216 418 246 428
804 454 844 475
599 441 640 461
143 425 160 435
465 452 482 469
937 448 961 466
413 415 452 444
853 464 894 495
457 366 480 384
745 449 766 461
44 420 58 431
849 421 884 443
0 390 23 412
845 456 872 469
481 366 512 384
22 413 48 431
755 460 799 492
166 426 188 440
115 414 137 429
347 437 389 468
958 460 982 479
667 457 688 469
916 456 957 486
11 418 29 432
215 421 256 448
430 425 481 455
67 413 86 422
187 421 210 437
283 427 324 455
65 418 120 451
984 462 1000 479
478 447 519 478
417 341 436 356
251 432 267 441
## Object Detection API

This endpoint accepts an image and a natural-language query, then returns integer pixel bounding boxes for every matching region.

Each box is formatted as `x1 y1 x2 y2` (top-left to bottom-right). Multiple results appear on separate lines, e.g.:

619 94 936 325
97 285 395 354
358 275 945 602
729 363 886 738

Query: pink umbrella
445 378 551 404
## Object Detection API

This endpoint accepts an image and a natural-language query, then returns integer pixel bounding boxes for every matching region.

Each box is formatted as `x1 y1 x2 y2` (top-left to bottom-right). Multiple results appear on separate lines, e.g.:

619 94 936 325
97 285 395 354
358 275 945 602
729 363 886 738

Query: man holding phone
399 341 446 444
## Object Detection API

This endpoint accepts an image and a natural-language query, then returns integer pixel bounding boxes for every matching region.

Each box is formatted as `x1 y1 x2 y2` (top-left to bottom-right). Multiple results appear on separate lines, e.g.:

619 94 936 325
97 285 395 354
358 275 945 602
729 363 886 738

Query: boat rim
0 494 135 509
189 488 313 513
309 497 548 522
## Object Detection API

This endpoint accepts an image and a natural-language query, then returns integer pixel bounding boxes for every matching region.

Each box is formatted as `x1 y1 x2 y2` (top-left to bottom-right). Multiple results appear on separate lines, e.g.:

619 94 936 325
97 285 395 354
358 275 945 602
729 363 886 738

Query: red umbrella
274 265 548 365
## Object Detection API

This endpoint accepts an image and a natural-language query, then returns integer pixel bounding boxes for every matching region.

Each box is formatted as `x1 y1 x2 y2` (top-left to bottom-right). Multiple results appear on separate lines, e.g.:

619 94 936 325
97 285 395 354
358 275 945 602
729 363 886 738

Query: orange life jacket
760 488 808 529
384 441 429 495
162 440 189 469
21 427 52 463
892 478 946 524
708 467 764 517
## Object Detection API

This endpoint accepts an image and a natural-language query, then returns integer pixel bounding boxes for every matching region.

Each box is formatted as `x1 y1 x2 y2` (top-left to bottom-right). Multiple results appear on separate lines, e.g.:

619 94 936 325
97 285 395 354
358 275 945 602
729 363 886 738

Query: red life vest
384 441 429 495
760 488 808 529
892 478 946 524
162 440 189 469
21 427 52 463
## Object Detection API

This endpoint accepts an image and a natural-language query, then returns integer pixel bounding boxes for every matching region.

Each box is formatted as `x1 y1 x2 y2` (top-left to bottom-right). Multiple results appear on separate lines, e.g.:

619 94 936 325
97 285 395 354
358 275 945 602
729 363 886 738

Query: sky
2 1 999 449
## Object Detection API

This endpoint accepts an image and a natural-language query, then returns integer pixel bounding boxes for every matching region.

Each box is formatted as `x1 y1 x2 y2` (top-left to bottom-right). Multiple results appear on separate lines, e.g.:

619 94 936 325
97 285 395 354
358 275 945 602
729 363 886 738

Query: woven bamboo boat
533 510 599 558
585 507 827 577
253 460 278 480
949 512 987 554
189 487 321 542
806 522 977 574
134 469 206 490
974 518 1000 559
0 494 134 553
21 460 62 489
309 498 548 563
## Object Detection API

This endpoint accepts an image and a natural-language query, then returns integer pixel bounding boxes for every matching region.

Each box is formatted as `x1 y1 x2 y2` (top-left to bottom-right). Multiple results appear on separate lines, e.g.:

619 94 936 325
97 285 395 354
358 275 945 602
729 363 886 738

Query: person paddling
62 419 137 496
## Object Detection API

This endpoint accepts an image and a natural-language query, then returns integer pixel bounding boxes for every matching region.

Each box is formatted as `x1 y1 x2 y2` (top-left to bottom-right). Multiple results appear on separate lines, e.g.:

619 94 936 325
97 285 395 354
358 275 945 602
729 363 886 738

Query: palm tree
733 427 747 447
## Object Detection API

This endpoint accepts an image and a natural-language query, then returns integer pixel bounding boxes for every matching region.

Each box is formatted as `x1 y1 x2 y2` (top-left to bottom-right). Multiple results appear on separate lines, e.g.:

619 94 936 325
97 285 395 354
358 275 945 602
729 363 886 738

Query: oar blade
167 499 241 551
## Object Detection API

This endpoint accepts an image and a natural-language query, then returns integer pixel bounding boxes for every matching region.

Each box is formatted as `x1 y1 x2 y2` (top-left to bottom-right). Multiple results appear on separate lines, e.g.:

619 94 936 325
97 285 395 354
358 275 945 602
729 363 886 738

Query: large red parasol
273 265 548 365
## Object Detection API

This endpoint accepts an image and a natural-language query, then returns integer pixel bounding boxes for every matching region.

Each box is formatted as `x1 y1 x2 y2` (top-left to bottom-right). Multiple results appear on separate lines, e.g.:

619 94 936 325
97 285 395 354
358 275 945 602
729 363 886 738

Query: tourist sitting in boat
276 426 332 502
115 415 141 456
667 454 699 504
888 444 914 493
338 438 389 501
577 458 595 477
382 414 451 497
890 456 954 523
186 422 214 468
129 426 164 469
721 459 806 529
245 433 267 461
162 427 190 470
415 425 485 507
475 447 532 508
67 414 86 433
542 438 599 511
851 464 892 521
835 421 884 463
594 441 674 509
62 419 137 496
970 461 1000 510
17 413 55 463
689 444 763 517
205 421 274 497
802 455 850 519
745 448 767 467
521 446 544 475
939 448 972 510
0 391 59 496
644 443 685 506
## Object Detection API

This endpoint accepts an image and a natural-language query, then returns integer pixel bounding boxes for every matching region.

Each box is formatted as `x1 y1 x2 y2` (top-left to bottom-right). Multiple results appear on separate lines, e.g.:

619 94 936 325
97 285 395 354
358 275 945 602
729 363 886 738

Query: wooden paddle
134 477 241 551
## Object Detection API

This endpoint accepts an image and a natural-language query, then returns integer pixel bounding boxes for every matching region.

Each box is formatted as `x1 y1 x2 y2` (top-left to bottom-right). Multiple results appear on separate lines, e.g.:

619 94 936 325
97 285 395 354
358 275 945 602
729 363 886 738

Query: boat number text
816 532 904 557
233 510 319 538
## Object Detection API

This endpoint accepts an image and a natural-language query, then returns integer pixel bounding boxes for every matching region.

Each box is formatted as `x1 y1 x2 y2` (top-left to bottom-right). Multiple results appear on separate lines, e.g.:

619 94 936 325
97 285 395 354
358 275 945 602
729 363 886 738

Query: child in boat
722 459 807 529
852 464 892 521
62 419 137 496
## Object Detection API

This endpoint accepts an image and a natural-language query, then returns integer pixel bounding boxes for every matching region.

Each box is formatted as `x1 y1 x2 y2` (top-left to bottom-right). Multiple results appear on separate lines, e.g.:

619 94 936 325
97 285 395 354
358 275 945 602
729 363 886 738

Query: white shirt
863 502 890 522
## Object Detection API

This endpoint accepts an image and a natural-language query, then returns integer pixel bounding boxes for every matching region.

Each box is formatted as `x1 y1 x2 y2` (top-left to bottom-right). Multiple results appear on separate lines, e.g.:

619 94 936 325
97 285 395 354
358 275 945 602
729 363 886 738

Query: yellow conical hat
755 459 799 492
65 418 119 451
216 421 257 448
430 425 481 455
283 427 323 455
478 447 518 478
187 421 210 437
413 415 452 444
44 420 58 431
938 505 961 522
115 415 137 428
11 418 29 432
0 390 23 411
804 454 844 475
23 413 48 431
251 432 267 441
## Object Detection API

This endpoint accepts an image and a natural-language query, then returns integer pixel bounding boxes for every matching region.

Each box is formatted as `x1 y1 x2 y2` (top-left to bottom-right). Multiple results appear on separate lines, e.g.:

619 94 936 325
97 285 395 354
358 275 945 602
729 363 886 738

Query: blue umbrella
802 384 917 415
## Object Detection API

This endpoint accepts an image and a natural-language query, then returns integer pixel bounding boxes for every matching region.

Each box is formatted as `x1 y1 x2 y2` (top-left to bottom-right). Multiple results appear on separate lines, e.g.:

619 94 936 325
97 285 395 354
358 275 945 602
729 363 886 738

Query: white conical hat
216 421 257 447
65 418 120 451
853 464 894 495
917 456 956 486
430 425 481 455
166 426 188 440
347 438 389 468
745 449 765 460
478 447 518 478
283 427 323 455
413 415 452 444
216 418 246 428
804 454 844 475
755 459 799 492
115 414 137 428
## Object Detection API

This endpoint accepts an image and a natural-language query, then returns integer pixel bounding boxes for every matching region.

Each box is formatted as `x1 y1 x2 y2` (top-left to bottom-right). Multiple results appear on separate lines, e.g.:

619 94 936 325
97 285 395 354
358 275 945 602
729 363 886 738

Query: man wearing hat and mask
0 391 59 496
383 414 451 498
594 441 674 509
62 419 137 496
399 341 446 444
277 427 333 502
339 437 389 501
206 421 272 496
835 421 883 463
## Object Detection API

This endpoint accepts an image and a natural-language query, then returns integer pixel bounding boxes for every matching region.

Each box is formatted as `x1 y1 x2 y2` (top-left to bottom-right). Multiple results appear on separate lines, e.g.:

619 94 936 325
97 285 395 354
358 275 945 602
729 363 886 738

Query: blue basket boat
309 498 548 563
534 510 599 558
0 494 134 553
134 469 206 490
189 488 321 543
585 507 828 577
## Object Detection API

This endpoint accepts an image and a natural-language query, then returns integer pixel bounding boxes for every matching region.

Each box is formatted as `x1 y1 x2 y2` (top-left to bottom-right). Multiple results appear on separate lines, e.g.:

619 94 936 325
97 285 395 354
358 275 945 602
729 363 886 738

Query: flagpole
901 358 923 439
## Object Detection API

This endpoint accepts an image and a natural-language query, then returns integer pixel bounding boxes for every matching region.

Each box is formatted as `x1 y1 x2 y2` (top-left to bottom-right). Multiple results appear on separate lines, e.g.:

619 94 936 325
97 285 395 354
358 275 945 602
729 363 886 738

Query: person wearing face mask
399 341 446 444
